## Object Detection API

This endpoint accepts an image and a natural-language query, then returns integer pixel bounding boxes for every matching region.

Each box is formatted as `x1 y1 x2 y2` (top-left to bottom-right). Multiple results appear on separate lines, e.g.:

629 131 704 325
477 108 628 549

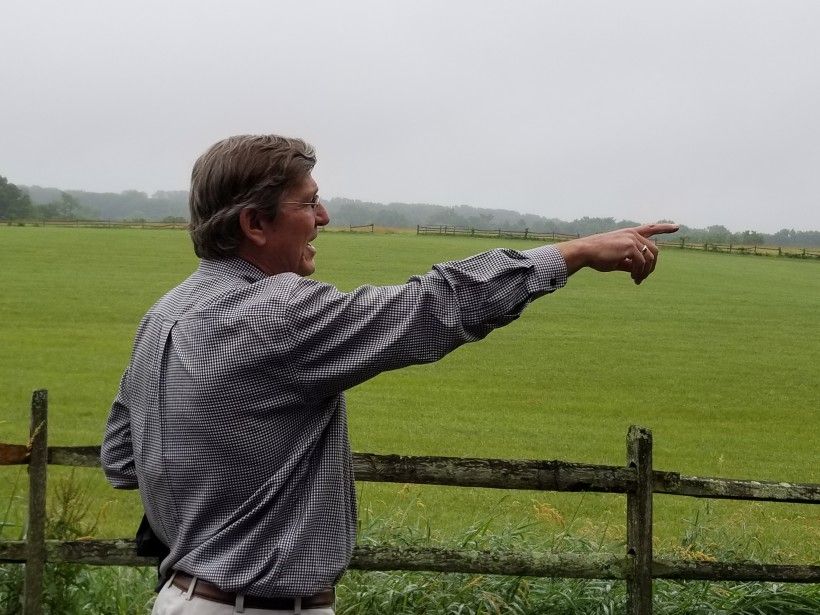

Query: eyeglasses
280 197 323 210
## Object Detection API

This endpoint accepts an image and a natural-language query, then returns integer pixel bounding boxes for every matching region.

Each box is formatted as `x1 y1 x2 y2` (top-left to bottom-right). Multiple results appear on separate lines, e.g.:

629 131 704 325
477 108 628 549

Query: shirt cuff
522 245 568 294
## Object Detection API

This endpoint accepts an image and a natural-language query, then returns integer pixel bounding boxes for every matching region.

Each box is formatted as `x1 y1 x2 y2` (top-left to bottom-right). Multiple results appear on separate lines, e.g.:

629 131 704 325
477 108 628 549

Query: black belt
171 571 335 610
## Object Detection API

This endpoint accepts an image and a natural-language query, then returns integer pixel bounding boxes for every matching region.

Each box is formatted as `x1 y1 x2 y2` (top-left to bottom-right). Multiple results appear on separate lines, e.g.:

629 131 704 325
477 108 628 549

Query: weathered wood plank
0 443 28 465
0 541 26 562
651 559 820 583
4 444 818 503
626 426 653 615
352 453 636 493
653 472 820 503
24 390 48 615
48 446 100 467
0 540 627 578
349 545 627 578
3 539 819 584
34 448 638 493
0 540 156 567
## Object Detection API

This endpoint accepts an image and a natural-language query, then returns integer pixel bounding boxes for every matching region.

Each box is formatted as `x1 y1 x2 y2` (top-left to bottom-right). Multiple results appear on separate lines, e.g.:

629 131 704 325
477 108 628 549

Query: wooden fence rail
6 218 189 230
413 225 820 259
417 225 580 242
1 390 818 615
655 238 820 259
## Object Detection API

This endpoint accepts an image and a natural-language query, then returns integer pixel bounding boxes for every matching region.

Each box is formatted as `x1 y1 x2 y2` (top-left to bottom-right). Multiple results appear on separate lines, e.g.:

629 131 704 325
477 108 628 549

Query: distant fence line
655 237 820 259
5 218 188 230
346 223 374 233
2 391 819 615
417 225 580 242
417 225 820 259
4 219 819 259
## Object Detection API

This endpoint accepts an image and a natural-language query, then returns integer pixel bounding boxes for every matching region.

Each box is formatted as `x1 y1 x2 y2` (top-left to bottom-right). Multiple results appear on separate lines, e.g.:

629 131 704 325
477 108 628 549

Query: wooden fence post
626 425 653 615
24 389 48 615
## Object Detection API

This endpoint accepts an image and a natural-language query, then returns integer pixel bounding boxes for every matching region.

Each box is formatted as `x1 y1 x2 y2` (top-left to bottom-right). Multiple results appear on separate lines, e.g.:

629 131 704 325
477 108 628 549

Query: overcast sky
2 1 819 232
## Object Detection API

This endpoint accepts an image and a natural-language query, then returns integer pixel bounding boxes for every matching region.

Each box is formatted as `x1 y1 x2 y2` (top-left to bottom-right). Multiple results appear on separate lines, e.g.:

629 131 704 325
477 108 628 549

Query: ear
238 207 268 247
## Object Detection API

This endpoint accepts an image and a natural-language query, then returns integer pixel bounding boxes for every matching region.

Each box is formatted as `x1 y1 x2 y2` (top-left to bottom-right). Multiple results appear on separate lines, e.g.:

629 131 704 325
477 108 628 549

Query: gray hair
188 134 316 259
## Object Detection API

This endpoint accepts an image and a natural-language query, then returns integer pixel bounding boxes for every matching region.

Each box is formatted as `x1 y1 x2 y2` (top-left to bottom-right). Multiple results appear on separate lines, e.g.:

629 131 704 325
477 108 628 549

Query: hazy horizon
3 1 819 234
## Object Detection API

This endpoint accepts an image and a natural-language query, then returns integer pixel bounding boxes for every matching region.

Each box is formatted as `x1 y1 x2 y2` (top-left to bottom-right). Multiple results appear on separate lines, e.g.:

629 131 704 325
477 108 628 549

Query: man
101 134 678 614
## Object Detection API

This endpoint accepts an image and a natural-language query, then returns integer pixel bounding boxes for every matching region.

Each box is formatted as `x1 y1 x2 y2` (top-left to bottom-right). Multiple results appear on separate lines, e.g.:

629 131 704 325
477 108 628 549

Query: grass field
1 225 818 565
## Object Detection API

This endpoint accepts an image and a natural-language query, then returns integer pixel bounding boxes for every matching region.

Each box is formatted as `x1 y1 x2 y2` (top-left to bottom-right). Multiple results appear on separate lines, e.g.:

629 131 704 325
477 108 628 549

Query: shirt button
549 278 557 287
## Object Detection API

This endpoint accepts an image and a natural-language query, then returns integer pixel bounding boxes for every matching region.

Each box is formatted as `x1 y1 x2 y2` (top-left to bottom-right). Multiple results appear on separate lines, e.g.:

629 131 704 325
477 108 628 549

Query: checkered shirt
101 246 567 597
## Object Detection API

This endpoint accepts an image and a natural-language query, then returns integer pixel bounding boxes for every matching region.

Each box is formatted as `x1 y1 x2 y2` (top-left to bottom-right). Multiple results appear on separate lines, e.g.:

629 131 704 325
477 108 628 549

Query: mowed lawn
1 226 818 561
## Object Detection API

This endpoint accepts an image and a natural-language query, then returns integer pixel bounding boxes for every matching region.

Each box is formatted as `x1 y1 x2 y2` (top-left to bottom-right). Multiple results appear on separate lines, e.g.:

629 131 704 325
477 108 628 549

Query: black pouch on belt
135 513 171 591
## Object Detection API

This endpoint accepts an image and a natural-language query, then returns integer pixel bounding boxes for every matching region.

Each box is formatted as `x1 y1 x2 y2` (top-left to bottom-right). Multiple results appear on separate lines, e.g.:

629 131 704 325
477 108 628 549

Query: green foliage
0 175 34 219
21 185 188 221
35 191 85 220
0 471 156 614
0 565 23 615
338 502 820 614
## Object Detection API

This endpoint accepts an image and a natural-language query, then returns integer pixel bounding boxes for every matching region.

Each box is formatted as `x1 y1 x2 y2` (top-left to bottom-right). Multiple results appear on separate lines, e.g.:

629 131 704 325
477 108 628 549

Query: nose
315 201 330 227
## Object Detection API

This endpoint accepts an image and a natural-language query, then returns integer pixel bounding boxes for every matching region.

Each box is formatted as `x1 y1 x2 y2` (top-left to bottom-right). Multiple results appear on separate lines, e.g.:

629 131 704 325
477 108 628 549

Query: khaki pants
151 577 335 615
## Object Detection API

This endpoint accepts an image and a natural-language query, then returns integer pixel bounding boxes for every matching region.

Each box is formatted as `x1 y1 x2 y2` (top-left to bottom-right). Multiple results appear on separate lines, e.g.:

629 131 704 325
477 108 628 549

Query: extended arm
285 246 568 398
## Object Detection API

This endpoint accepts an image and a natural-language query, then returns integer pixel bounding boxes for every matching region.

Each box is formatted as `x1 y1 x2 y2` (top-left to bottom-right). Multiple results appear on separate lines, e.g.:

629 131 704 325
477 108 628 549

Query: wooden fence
414 225 820 259
5 218 188 230
1 390 818 615
655 238 820 259
417 225 580 242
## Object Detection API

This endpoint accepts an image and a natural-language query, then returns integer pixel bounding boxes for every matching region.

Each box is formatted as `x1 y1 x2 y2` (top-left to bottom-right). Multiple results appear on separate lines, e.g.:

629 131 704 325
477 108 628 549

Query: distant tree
567 217 622 235
771 228 796 243
737 230 765 245
22 184 63 204
0 175 34 219
35 191 83 220
704 225 731 244
34 202 60 219
372 209 409 228
55 191 80 218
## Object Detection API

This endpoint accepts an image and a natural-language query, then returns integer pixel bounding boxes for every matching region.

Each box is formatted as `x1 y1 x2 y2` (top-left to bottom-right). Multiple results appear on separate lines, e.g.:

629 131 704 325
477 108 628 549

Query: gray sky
2 0 819 232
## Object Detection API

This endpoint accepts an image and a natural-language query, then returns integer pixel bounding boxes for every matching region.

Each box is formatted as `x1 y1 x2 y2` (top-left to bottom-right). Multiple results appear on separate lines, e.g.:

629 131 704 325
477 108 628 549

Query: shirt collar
198 257 267 284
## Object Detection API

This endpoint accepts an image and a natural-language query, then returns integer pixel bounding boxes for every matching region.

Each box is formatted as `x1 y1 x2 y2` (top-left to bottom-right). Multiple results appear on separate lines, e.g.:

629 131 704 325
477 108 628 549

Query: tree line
325 197 820 248
2 175 818 247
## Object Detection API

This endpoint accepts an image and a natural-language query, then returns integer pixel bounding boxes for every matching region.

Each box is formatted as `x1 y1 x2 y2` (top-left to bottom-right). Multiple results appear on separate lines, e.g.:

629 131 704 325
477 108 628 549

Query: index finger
635 223 680 238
